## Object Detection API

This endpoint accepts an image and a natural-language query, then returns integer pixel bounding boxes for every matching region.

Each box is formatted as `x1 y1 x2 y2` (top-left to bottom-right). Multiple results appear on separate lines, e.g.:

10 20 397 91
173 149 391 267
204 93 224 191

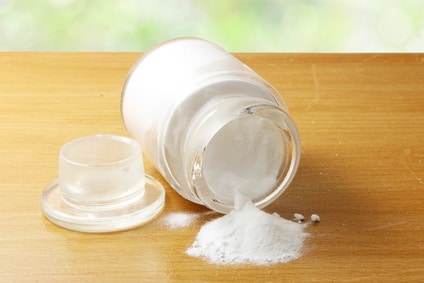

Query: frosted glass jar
121 38 300 213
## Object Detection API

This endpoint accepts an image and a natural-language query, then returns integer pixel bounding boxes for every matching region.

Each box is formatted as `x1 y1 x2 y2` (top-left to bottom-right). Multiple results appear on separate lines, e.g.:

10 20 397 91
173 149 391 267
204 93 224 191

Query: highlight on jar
122 37 301 214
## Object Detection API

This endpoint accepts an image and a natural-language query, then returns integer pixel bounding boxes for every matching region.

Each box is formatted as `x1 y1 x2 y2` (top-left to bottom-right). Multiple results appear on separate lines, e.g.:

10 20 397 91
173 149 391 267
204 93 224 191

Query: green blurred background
1 0 423 52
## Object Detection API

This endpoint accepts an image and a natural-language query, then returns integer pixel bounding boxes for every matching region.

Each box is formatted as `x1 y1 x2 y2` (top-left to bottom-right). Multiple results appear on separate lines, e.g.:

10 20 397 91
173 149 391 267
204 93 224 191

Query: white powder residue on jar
186 200 308 265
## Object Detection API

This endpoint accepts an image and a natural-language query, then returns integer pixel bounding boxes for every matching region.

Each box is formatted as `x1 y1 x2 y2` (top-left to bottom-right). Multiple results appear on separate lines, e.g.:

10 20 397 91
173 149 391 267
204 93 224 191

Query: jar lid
40 134 165 233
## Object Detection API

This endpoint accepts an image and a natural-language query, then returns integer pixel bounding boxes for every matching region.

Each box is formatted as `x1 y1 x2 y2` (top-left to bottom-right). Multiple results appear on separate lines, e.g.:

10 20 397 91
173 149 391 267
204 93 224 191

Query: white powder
311 214 321 222
293 213 305 222
186 200 308 265
161 212 201 228
161 211 215 228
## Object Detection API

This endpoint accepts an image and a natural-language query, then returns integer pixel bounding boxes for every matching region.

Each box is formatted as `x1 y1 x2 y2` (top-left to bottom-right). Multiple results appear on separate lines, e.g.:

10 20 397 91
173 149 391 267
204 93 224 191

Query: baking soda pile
185 201 308 265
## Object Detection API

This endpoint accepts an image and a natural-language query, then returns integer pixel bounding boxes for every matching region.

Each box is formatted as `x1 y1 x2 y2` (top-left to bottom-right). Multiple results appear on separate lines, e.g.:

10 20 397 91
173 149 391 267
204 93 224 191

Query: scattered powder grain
311 214 321 222
161 211 215 228
161 212 202 228
186 201 308 265
293 213 305 222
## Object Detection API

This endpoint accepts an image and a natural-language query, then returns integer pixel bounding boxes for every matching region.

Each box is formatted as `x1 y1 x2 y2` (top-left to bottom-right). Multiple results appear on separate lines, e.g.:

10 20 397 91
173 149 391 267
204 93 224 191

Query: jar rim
188 100 301 214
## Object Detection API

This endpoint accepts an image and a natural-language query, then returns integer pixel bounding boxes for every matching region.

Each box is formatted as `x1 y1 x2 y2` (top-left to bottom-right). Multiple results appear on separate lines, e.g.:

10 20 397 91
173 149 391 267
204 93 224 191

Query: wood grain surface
0 53 423 282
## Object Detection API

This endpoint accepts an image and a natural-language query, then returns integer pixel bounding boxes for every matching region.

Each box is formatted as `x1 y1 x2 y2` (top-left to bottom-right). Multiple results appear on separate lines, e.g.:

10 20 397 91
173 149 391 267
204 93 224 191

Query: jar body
121 38 301 213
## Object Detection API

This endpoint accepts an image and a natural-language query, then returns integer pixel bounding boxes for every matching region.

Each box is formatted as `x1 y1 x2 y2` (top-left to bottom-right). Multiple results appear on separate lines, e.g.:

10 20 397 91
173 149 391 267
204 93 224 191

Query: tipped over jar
121 38 301 213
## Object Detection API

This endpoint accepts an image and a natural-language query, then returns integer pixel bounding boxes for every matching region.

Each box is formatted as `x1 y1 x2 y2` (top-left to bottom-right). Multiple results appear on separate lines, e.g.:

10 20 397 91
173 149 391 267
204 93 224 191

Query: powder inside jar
202 114 285 205
186 200 308 265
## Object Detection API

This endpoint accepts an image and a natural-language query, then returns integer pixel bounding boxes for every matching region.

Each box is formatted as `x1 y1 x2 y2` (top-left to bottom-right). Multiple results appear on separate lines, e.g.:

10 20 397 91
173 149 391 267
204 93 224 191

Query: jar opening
192 104 301 213
202 114 285 203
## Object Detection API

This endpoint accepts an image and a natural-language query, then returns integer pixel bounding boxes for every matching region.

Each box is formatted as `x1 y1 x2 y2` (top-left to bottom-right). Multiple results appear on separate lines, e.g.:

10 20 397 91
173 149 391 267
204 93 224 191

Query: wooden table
1 53 423 282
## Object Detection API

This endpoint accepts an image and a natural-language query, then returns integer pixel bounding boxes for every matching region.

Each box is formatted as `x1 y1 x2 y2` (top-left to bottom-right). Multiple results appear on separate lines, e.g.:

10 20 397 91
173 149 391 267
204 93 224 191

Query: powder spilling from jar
186 200 308 265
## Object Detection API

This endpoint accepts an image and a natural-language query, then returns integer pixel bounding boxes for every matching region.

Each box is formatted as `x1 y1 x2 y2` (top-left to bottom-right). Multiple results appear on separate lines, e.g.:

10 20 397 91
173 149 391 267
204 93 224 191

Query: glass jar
121 38 301 213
